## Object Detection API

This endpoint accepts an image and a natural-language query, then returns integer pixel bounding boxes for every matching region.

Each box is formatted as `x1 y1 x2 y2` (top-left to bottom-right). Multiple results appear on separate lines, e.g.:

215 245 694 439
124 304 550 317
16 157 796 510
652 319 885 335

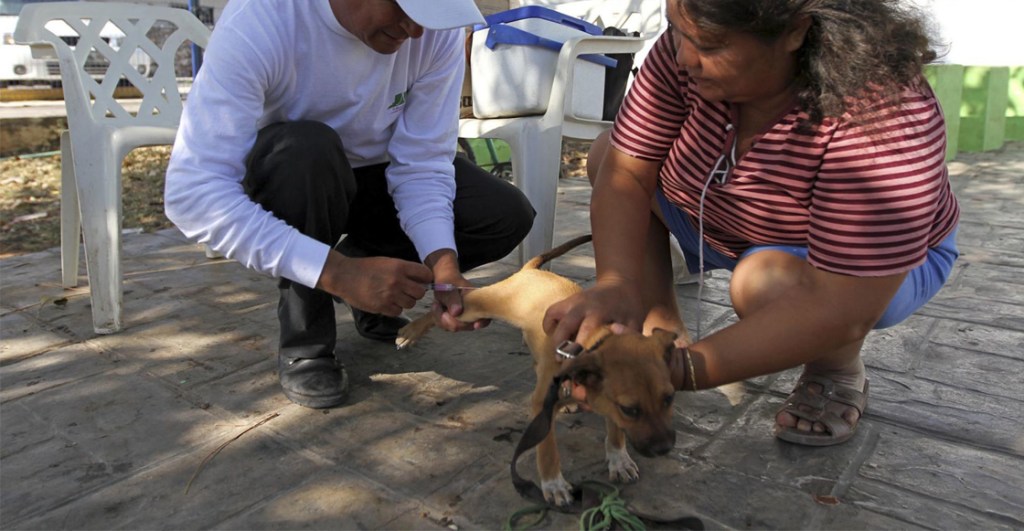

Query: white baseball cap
396 0 486 30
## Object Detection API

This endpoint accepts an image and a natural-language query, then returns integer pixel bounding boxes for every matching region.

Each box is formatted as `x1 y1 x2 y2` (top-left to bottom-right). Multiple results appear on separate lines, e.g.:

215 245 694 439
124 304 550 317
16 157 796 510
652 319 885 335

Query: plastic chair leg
203 244 222 259
72 140 123 334
59 131 81 289
505 124 563 264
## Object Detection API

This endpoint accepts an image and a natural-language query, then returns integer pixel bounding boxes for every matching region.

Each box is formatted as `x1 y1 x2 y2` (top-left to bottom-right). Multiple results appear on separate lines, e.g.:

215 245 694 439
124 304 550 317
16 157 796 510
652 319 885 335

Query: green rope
503 481 647 531
504 504 548 531
578 481 646 531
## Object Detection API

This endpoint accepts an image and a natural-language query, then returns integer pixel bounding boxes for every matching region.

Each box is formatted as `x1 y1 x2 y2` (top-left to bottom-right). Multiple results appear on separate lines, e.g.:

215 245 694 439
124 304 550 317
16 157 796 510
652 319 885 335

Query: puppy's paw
394 332 416 350
394 316 433 350
606 446 639 484
541 474 575 507
557 402 582 415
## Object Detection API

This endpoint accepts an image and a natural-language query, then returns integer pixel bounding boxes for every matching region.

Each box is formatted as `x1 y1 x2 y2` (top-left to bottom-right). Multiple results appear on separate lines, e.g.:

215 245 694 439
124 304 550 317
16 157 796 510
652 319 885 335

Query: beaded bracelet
682 346 698 391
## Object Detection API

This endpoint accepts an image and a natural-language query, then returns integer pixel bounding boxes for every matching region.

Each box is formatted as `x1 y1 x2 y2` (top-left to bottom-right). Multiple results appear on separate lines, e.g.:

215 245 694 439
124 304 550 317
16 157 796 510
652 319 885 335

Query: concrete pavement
1 142 1023 529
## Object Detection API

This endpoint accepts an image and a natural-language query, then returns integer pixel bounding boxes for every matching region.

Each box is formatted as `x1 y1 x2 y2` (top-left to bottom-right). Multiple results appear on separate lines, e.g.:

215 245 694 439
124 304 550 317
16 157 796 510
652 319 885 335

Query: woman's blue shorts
656 189 959 329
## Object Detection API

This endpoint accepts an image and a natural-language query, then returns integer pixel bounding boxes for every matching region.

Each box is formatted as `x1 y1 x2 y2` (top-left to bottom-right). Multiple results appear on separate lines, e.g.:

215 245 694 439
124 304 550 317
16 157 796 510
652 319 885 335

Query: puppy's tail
522 234 592 271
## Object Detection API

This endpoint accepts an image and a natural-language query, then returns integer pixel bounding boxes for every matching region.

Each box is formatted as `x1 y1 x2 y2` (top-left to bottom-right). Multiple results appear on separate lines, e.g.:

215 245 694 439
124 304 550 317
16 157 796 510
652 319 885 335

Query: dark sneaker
350 307 410 342
278 356 349 409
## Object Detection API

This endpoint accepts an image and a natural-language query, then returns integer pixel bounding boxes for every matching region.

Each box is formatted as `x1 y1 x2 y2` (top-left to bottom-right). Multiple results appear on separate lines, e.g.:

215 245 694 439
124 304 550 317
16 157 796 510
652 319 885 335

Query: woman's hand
544 139 660 346
543 281 645 347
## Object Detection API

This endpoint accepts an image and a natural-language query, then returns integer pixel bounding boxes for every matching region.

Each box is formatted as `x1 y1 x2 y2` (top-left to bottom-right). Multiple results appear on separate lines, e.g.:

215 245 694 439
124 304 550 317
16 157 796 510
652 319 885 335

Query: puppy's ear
580 326 613 351
559 351 604 393
650 328 678 349
651 328 680 368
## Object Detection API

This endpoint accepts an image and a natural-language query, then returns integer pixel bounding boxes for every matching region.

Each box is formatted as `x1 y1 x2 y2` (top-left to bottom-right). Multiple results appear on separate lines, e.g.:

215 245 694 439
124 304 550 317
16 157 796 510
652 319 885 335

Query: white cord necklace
695 123 736 341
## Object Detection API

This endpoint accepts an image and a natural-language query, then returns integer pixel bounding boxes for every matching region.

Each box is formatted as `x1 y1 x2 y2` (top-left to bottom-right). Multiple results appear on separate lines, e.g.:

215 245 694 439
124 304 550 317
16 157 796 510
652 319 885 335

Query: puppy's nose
634 432 676 457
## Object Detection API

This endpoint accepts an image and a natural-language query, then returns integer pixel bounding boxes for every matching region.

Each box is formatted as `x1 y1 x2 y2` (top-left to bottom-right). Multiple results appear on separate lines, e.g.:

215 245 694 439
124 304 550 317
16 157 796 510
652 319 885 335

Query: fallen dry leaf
814 495 841 506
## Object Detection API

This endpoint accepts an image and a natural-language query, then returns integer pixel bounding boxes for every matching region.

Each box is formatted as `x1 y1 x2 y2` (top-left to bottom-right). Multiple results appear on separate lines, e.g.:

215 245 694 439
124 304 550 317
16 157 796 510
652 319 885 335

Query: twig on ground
184 412 280 495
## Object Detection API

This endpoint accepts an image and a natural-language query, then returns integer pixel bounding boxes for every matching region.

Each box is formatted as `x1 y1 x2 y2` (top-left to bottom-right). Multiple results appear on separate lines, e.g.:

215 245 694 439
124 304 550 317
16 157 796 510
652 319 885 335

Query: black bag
601 27 640 121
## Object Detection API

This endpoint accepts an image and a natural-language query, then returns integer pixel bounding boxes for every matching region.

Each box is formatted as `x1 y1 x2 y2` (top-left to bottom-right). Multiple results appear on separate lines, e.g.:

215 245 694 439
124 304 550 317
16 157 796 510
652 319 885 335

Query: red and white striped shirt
610 33 960 277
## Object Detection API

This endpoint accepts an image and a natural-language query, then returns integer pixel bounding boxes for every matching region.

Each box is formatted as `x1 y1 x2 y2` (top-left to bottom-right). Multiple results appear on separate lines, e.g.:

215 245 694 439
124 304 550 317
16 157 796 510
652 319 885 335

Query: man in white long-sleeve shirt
165 0 534 409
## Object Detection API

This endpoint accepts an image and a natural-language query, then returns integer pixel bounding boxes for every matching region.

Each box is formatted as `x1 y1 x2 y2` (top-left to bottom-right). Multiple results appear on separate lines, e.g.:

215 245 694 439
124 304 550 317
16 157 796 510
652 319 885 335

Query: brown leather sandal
774 375 869 447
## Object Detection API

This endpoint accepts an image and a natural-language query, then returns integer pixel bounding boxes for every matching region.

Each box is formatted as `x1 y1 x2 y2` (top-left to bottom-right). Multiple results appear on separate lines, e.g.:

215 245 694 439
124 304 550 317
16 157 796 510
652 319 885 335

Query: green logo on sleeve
388 91 408 109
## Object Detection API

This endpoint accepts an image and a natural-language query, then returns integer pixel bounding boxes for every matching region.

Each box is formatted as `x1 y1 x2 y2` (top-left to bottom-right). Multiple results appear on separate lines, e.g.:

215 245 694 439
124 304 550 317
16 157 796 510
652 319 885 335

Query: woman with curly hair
544 0 960 446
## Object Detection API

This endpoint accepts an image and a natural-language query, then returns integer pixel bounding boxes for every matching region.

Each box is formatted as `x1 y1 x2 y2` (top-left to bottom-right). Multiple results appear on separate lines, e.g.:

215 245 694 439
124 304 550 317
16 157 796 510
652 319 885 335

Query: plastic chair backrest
14 2 210 129
520 0 666 38
522 0 665 72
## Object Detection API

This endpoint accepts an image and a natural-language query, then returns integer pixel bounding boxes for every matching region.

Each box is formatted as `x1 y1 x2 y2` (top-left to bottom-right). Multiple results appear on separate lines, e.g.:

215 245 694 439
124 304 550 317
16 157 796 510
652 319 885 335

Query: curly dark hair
679 0 940 126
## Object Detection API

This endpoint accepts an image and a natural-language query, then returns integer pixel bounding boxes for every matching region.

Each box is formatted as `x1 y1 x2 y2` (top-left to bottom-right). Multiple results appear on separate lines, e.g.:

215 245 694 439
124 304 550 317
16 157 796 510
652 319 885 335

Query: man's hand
425 248 490 333
316 250 432 316
430 289 490 332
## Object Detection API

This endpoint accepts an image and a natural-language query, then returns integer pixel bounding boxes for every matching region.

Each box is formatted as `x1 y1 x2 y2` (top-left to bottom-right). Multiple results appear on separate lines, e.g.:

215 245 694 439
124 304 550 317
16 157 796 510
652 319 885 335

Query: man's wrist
315 249 346 295
424 248 459 275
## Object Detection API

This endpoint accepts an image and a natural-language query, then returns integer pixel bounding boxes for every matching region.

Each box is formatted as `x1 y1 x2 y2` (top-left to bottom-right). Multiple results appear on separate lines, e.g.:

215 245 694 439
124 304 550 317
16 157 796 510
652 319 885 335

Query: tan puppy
396 235 679 507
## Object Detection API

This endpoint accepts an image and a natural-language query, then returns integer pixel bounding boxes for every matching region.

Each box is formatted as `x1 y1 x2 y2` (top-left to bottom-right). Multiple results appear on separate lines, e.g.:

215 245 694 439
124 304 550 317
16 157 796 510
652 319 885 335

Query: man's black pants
241 121 535 360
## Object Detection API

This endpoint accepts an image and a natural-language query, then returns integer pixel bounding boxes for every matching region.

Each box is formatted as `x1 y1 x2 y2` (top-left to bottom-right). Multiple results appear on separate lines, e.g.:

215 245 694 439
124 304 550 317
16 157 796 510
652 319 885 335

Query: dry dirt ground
0 141 592 258
0 146 173 257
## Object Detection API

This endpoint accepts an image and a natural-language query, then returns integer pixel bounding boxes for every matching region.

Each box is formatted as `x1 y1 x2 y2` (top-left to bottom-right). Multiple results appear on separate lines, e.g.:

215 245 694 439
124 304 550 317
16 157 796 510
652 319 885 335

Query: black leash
508 375 705 530
509 376 576 506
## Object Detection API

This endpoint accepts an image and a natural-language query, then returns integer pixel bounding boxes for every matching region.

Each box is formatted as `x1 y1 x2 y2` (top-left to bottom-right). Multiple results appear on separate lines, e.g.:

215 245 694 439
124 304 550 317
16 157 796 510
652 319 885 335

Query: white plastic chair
459 0 665 263
14 2 210 334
